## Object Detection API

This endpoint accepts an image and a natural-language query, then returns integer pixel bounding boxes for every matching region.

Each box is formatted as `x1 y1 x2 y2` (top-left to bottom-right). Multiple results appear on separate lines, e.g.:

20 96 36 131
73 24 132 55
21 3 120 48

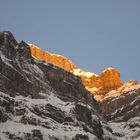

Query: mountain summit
29 41 139 102
0 31 140 140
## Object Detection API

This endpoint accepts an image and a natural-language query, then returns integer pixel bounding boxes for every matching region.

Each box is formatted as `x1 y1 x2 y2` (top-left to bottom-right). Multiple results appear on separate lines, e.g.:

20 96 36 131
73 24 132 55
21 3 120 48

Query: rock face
100 82 140 140
0 31 140 140
29 44 124 100
0 31 115 140
29 44 77 71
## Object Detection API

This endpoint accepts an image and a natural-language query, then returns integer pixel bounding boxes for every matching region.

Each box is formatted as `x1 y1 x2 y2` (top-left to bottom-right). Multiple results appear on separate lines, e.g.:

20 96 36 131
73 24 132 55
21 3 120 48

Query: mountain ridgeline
0 31 140 140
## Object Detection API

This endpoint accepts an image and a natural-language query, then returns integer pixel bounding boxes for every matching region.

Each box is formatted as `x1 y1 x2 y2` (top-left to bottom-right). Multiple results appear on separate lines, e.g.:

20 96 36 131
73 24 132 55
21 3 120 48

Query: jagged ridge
0 31 140 140
0 31 114 140
29 44 138 102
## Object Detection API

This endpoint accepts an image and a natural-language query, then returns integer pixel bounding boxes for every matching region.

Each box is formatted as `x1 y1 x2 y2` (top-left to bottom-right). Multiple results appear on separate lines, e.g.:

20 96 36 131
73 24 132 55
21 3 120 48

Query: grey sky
0 0 140 82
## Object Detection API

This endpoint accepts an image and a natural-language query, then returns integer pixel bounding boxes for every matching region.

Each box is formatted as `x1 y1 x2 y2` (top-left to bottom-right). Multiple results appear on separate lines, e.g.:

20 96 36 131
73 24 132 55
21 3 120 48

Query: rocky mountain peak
28 42 139 103
0 31 140 140
0 31 18 59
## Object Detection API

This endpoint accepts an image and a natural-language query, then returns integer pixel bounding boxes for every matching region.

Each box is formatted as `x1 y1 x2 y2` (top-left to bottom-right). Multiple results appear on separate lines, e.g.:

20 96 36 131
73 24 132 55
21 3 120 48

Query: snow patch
0 54 14 69
0 121 97 140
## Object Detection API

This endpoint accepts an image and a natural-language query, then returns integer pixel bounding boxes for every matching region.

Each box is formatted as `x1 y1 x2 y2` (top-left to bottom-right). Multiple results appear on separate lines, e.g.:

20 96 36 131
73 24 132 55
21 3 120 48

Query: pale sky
0 0 140 82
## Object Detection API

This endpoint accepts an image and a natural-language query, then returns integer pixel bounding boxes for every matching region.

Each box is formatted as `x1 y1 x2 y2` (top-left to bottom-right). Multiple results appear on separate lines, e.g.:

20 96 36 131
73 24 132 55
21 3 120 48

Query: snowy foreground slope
0 31 140 140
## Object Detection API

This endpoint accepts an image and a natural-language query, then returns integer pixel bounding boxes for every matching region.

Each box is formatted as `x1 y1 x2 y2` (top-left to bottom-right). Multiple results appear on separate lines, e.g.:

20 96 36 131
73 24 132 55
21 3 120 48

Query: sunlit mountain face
0 31 140 140
29 43 138 102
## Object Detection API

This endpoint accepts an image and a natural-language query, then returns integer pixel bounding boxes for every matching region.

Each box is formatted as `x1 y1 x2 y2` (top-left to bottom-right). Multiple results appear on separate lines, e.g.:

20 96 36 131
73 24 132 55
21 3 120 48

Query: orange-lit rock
29 44 77 71
28 43 139 102
100 67 123 89
128 80 138 85
73 69 100 88
73 67 123 92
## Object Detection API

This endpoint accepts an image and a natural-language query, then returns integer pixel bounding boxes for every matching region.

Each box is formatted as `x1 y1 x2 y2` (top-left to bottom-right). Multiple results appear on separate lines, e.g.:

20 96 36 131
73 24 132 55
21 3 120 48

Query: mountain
0 31 140 140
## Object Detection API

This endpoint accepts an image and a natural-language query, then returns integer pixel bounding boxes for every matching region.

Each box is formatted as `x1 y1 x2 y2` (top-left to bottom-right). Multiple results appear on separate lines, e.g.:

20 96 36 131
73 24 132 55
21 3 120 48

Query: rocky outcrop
100 82 140 121
29 44 124 101
99 82 140 140
73 67 123 100
29 44 77 71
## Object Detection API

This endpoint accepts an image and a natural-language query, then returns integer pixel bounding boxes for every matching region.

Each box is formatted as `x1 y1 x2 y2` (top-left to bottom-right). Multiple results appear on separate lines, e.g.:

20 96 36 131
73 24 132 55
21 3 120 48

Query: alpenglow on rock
29 43 138 102
0 31 140 140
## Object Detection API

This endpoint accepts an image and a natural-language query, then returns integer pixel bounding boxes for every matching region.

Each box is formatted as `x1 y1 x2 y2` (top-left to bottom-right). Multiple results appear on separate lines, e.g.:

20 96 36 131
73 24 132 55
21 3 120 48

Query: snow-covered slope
0 31 139 140
0 31 116 140
100 84 140 140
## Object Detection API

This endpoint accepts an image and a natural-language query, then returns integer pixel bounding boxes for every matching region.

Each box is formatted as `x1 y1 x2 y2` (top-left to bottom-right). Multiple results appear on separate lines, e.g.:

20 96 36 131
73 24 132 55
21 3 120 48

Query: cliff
29 44 77 71
0 31 114 140
0 31 140 140
29 44 134 102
